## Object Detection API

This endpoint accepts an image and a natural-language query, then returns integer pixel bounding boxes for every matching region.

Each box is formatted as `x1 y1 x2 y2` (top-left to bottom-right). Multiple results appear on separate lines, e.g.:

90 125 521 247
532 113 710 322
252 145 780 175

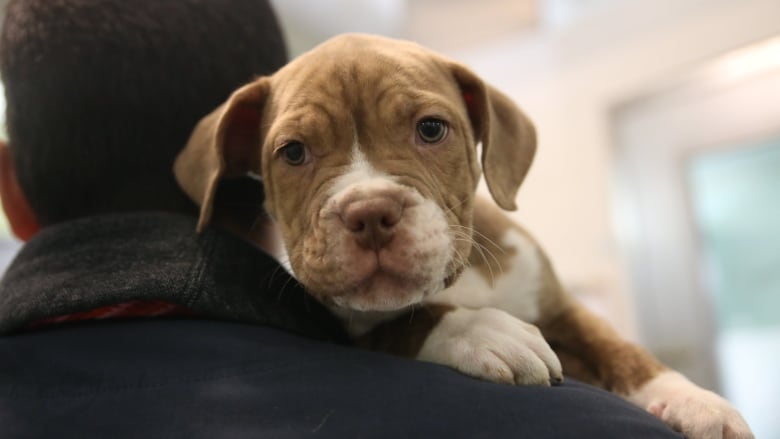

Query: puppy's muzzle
341 196 403 251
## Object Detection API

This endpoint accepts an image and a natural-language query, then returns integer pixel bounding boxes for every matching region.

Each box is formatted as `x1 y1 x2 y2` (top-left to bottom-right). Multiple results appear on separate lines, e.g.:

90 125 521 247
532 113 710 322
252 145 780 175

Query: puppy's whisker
450 224 505 255
470 229 506 255
266 252 293 287
442 197 469 216
449 245 468 269
472 241 502 285
448 236 476 275
449 225 502 285
467 235 501 269
448 228 478 252
268 264 284 288
276 271 297 303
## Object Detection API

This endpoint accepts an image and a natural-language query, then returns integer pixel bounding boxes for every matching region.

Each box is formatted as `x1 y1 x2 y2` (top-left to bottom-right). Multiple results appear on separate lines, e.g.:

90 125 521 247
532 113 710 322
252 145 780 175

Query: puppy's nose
342 197 402 250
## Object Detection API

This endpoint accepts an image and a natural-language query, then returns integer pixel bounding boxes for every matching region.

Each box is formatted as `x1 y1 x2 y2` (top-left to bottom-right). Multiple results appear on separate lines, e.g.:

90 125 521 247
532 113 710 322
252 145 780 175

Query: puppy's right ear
174 79 270 232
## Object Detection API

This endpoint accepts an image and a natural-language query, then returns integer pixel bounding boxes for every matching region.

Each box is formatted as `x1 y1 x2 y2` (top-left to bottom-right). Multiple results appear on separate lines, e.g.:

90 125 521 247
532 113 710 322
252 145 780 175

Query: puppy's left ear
450 64 537 211
174 78 270 232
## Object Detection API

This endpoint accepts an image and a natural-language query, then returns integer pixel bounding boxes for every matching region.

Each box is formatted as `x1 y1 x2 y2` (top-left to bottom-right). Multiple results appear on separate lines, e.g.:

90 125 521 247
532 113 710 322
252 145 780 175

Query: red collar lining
27 300 194 330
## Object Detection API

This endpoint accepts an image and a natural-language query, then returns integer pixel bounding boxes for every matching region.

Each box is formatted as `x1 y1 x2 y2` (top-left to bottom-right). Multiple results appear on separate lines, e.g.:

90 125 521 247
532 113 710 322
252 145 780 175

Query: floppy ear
174 79 270 232
450 64 537 211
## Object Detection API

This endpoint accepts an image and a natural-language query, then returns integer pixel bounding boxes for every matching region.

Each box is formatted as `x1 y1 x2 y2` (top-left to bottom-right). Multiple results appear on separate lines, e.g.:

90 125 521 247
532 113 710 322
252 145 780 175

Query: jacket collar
0 212 347 342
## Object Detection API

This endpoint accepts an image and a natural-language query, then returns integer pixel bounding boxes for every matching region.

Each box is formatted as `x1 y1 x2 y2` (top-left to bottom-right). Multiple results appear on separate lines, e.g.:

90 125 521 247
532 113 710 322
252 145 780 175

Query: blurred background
1 0 778 436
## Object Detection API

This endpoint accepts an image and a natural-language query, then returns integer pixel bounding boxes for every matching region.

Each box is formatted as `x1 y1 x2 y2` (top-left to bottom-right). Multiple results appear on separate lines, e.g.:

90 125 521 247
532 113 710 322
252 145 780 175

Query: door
612 36 780 438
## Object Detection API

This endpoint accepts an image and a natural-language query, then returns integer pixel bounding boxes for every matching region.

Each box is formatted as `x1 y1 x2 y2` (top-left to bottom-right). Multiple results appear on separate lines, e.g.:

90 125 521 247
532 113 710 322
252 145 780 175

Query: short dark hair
0 0 287 225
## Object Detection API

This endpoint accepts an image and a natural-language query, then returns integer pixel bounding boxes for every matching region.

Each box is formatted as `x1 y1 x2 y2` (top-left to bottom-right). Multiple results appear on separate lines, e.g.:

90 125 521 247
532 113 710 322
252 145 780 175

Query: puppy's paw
416 307 563 386
629 371 754 439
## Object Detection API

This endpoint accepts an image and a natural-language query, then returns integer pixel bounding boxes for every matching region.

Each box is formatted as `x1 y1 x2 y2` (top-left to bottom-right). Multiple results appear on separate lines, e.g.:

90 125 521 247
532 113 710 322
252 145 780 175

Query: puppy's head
175 34 536 312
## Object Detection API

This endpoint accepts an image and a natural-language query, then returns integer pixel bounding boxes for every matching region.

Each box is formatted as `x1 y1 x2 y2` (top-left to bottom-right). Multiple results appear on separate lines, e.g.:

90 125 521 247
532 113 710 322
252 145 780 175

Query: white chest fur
425 227 543 324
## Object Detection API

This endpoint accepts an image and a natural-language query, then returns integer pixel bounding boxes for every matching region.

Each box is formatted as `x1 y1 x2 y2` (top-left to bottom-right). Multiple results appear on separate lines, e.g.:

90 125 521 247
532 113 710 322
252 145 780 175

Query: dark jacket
0 213 682 438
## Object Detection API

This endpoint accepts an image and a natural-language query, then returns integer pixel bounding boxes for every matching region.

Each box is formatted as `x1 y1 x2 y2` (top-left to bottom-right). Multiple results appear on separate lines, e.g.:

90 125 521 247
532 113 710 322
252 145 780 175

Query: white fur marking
317 141 454 317
429 228 542 323
328 144 391 196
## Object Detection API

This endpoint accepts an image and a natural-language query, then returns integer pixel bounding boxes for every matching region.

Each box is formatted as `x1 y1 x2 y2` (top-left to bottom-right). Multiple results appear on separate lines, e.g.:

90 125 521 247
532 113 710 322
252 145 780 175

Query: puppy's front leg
358 304 563 386
539 302 753 439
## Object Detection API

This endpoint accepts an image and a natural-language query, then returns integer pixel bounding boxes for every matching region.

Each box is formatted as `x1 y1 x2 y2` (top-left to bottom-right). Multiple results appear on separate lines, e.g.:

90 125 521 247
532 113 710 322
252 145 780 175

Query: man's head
0 0 287 237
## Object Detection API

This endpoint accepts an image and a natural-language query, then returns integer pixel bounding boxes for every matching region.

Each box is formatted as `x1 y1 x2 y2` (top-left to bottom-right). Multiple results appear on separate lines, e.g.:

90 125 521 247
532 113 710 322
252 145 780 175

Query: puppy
174 34 753 439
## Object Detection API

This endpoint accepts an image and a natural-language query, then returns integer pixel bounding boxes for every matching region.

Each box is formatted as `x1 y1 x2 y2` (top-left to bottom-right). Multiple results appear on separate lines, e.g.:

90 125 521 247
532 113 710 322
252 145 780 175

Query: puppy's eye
416 118 448 144
279 141 308 166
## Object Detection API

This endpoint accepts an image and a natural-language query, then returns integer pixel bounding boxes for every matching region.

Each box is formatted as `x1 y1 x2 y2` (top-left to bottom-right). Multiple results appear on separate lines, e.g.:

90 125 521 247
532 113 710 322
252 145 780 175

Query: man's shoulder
0 320 681 438
0 212 346 340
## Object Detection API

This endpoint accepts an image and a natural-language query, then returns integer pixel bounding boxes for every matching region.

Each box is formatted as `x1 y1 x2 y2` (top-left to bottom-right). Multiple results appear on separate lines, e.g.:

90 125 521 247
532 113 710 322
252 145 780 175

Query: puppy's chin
325 273 445 312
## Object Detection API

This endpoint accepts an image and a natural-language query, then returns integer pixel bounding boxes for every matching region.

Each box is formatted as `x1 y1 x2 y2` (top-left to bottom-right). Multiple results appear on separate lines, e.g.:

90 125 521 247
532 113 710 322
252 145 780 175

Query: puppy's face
261 51 480 312
175 34 536 313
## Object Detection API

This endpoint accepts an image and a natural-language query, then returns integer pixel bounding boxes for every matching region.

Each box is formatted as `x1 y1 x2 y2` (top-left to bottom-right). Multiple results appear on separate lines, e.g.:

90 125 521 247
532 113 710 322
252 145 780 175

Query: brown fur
540 303 666 395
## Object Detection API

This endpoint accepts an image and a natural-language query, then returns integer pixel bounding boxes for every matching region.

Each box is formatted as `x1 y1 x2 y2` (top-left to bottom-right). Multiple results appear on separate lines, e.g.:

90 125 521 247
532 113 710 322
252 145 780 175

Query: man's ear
0 142 40 241
174 78 270 232
449 63 537 211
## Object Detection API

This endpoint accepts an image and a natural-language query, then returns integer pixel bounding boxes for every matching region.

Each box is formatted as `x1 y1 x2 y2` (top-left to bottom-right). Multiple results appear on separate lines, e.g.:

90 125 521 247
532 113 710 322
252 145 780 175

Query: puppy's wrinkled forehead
267 35 463 143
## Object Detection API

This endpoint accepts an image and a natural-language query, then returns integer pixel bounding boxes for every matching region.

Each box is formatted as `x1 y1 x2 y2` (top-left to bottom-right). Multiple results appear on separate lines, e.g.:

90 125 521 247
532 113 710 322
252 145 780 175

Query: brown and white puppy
174 34 752 439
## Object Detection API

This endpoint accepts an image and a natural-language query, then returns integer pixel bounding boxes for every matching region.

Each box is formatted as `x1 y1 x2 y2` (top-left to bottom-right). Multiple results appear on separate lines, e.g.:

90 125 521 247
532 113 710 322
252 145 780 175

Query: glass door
688 138 780 439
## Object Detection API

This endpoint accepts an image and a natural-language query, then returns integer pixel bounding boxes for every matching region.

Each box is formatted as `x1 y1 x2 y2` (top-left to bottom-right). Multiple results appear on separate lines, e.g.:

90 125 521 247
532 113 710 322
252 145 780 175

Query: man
0 1 681 437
